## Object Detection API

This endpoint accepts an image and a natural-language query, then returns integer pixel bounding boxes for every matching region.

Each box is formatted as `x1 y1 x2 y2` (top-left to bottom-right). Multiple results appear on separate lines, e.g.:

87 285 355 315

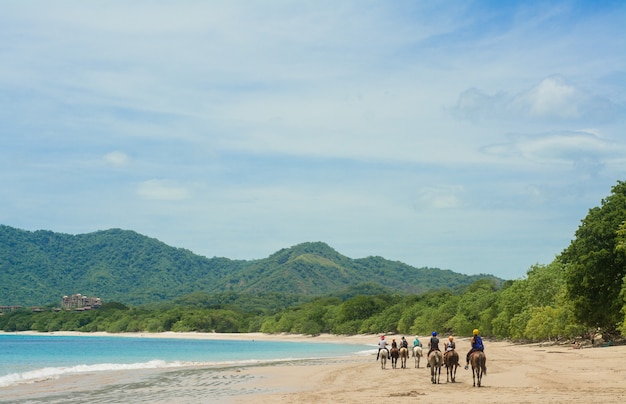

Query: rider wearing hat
376 335 390 360
427 331 440 356
465 329 484 369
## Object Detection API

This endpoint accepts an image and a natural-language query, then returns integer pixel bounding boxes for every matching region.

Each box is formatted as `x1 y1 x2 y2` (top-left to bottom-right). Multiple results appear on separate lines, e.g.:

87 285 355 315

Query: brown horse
428 350 443 384
399 347 409 369
390 347 400 368
412 346 423 368
470 351 487 387
444 350 459 383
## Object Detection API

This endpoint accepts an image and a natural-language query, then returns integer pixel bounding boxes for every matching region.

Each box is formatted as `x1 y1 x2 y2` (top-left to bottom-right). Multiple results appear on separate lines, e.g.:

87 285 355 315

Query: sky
1 1 625 280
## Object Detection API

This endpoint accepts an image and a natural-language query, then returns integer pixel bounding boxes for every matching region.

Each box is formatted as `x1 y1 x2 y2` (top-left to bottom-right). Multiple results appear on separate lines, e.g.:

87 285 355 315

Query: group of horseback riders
376 335 411 360
427 329 484 369
377 329 485 370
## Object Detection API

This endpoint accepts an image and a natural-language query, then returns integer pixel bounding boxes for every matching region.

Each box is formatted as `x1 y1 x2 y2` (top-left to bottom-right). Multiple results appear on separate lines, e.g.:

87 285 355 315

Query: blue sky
1 1 624 280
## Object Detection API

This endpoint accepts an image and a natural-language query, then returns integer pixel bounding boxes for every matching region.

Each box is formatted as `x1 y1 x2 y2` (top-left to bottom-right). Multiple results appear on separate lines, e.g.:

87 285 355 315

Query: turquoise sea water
0 334 371 388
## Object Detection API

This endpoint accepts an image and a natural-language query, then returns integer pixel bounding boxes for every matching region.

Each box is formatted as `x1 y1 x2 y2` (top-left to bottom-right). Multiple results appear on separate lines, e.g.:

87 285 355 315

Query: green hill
0 225 502 306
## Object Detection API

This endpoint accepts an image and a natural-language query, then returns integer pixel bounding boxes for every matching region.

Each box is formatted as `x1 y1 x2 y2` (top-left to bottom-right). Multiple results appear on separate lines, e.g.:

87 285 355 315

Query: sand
2 332 625 403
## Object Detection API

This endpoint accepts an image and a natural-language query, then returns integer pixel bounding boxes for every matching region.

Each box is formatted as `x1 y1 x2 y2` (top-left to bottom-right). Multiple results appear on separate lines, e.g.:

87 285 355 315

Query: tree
561 181 626 333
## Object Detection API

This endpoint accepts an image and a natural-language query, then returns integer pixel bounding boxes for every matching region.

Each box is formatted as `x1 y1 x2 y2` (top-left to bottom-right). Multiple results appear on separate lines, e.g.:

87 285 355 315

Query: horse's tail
481 354 487 375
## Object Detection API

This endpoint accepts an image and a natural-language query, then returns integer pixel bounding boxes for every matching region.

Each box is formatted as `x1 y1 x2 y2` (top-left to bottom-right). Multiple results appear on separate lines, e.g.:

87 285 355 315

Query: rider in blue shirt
465 328 484 369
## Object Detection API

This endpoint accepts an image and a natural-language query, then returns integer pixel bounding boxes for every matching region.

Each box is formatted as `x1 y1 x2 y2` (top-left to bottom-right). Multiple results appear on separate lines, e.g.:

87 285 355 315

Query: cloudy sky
1 1 624 280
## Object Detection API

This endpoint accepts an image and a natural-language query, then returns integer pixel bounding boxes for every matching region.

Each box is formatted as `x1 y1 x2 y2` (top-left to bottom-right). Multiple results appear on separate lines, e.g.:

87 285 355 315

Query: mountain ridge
0 225 502 306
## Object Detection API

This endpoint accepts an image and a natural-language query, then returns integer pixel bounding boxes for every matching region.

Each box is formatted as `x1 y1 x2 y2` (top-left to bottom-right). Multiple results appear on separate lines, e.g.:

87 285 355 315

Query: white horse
379 348 389 369
412 346 423 368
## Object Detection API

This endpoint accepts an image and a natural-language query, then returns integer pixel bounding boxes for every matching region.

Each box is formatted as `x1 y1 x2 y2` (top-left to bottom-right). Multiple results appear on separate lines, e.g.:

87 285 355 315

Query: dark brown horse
470 351 487 387
444 350 459 383
390 347 400 368
428 350 443 384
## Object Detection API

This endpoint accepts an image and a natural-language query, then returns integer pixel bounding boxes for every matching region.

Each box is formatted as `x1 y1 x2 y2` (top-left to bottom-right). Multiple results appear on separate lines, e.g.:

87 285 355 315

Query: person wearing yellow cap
465 329 484 370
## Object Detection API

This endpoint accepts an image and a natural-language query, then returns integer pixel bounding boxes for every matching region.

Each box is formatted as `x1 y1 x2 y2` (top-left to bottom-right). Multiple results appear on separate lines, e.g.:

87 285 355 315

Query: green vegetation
561 181 626 337
1 181 626 342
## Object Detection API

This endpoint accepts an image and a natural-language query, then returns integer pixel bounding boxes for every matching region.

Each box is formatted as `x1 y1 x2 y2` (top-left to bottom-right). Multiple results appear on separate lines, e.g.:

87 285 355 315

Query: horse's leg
437 363 441 384
452 353 458 382
472 366 476 387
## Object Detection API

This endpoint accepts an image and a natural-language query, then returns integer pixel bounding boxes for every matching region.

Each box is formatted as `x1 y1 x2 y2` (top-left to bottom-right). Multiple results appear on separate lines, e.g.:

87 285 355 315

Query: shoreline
0 330 380 345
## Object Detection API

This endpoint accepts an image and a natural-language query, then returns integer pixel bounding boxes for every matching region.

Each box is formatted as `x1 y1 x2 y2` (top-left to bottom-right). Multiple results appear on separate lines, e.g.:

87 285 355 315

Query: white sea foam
0 354 361 388
0 360 185 388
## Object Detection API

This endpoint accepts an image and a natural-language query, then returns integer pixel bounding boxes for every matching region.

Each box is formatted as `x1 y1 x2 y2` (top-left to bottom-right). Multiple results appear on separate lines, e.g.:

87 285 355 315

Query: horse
399 347 409 369
428 350 443 384
444 349 459 383
470 351 487 387
412 346 423 368
379 348 389 369
390 347 400 369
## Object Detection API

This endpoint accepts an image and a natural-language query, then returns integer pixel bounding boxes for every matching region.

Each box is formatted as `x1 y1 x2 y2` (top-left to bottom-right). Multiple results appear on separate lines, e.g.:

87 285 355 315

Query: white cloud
519 76 579 118
453 75 623 123
414 186 464 210
482 130 626 179
103 151 130 167
137 179 190 201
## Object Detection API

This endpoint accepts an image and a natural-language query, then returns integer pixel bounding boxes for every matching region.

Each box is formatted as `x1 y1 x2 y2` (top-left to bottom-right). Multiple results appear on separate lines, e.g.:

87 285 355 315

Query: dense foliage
0 229 500 306
560 181 626 335
0 272 586 340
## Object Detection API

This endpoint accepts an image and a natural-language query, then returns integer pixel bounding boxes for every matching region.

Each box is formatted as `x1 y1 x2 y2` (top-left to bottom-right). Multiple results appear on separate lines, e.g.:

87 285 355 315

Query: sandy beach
2 331 625 403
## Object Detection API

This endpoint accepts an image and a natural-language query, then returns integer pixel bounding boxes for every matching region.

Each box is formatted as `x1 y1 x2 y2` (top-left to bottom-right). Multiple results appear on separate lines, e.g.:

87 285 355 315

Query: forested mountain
0 225 501 306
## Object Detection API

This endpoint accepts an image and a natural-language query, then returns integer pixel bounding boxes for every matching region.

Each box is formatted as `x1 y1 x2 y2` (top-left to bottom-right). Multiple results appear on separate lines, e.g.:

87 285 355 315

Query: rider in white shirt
376 335 389 360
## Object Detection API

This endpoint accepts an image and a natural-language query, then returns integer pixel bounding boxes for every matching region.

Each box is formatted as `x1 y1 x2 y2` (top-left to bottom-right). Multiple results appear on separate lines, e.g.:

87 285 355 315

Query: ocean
0 334 372 403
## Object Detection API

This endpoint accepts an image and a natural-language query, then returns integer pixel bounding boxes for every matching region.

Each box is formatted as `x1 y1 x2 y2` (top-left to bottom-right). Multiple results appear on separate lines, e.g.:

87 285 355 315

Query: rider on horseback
465 329 484 369
376 335 390 360
427 331 440 356
444 335 456 360
400 336 409 350
413 336 422 348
